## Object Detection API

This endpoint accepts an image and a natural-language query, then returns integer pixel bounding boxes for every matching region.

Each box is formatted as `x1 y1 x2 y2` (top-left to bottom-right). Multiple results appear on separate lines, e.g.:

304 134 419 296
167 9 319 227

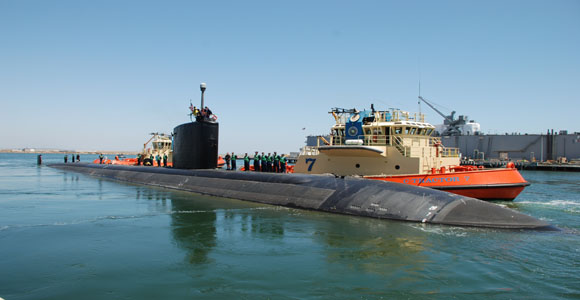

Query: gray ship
417 96 579 163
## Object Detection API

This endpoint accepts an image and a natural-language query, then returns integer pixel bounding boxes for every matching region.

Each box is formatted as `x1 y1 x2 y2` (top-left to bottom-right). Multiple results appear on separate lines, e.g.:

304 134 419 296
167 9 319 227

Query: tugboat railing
392 136 410 157
430 137 460 157
441 148 460 157
304 134 457 159
301 146 320 155
363 135 390 146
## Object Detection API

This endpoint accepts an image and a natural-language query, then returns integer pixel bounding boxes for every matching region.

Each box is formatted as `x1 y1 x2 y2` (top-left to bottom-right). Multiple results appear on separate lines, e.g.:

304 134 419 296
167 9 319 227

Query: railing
300 146 320 155
441 148 460 157
392 136 410 157
390 110 426 123
330 135 391 146
309 134 455 159
331 136 345 145
430 137 460 157
363 135 390 146
332 109 426 125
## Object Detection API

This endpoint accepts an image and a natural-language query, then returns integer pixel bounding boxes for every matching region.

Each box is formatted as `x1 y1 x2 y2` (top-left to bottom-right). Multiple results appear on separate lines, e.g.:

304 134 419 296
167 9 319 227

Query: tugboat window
395 165 400 170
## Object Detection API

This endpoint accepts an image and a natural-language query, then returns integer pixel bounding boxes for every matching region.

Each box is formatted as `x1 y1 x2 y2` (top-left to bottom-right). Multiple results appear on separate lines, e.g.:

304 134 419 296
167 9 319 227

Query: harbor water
1 153 578 299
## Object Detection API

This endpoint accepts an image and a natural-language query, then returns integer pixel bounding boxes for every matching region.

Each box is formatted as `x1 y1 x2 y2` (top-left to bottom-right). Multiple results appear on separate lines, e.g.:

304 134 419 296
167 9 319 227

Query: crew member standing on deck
64 155 68 163
231 152 237 171
163 154 168 167
261 152 267 172
243 153 250 171
99 153 104 164
225 153 231 170
273 152 279 173
137 153 142 165
72 154 75 163
155 154 161 167
76 154 80 162
266 153 272 172
277 152 283 173
280 154 287 173
253 151 260 172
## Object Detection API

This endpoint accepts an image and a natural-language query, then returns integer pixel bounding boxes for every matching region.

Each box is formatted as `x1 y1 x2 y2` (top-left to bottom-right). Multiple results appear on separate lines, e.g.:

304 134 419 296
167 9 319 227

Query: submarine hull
49 163 553 230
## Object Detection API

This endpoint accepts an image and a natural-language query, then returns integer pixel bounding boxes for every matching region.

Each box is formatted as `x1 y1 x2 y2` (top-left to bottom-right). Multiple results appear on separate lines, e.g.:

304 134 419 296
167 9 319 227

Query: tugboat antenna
418 80 422 115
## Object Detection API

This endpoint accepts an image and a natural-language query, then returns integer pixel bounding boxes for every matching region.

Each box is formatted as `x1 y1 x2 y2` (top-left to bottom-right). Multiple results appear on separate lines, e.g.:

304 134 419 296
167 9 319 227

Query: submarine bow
49 163 553 230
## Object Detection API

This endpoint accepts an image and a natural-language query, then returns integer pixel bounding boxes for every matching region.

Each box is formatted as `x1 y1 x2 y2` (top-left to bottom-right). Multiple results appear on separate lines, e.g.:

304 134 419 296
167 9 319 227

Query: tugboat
293 106 530 200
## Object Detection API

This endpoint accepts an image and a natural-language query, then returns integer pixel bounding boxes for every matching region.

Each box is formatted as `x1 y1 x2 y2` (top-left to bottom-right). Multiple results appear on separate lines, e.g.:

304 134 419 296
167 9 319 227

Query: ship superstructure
295 107 460 176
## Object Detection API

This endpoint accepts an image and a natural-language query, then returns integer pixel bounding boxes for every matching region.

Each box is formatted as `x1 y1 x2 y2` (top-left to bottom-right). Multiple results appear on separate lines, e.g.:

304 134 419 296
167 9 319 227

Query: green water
0 153 578 299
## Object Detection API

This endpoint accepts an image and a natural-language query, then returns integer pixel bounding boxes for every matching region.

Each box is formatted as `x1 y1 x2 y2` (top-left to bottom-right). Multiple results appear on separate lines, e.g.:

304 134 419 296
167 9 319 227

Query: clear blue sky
1 0 578 153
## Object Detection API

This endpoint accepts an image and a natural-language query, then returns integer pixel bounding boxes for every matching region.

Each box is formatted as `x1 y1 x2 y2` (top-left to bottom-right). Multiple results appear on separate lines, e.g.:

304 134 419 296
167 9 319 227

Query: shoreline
0 149 139 155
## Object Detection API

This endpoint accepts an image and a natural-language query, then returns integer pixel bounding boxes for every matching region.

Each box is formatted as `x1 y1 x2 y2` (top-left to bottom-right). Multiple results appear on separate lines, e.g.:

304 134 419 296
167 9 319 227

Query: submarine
49 83 553 230
51 163 552 229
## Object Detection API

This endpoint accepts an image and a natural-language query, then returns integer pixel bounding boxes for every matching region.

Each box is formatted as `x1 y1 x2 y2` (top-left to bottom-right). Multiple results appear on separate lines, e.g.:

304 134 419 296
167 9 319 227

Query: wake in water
517 200 580 214
517 200 579 207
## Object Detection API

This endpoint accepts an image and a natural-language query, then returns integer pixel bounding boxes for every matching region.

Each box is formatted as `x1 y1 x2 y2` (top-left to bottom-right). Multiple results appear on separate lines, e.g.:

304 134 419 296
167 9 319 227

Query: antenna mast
418 80 421 115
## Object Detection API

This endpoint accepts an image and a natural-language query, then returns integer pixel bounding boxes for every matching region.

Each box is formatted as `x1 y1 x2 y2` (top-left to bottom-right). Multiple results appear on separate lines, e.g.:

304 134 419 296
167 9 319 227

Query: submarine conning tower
172 83 219 169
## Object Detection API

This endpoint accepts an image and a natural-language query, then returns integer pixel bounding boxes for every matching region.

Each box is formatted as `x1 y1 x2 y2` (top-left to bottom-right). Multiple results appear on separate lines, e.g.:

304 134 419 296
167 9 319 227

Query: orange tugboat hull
366 167 529 201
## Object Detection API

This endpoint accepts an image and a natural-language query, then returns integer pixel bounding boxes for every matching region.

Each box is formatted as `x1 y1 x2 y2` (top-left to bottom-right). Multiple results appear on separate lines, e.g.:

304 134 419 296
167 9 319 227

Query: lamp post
200 82 206 110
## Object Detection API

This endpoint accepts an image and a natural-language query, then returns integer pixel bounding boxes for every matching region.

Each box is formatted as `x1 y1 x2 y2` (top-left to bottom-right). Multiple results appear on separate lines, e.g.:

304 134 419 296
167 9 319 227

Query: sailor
271 153 276 172
149 154 154 166
261 152 267 172
72 154 75 163
64 155 68 163
99 154 104 164
266 153 272 172
231 152 237 171
253 151 260 172
76 154 80 162
155 154 161 167
273 152 279 173
243 153 250 171
163 154 168 167
277 153 282 172
193 106 200 121
280 154 287 173
137 153 142 165
225 153 231 170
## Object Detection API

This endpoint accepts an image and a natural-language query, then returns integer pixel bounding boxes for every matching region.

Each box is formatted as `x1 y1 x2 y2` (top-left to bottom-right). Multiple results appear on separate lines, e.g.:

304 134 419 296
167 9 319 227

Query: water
1 153 578 299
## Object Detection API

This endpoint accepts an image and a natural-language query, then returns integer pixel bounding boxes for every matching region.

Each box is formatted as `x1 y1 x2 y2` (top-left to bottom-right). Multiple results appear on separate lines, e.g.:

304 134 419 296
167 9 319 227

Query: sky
1 0 579 153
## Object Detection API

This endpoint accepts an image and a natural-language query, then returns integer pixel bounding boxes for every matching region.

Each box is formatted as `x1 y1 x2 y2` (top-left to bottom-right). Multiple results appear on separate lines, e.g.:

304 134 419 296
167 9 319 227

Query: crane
418 96 462 136
143 132 159 151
